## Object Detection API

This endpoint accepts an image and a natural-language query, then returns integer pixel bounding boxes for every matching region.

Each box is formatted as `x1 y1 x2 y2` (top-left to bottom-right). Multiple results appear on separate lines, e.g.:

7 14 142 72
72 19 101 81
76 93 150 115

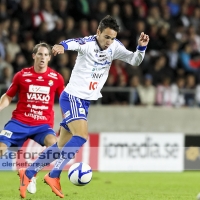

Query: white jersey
60 35 146 100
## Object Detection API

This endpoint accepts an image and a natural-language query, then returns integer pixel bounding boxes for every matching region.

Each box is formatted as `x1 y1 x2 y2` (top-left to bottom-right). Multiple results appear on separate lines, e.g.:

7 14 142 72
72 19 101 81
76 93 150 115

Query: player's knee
76 132 88 140
44 135 57 147
0 143 8 157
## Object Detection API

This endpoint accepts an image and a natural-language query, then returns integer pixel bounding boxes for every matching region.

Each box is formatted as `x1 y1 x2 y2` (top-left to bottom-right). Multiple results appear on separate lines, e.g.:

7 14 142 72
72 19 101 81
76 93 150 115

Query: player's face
32 46 51 70
96 28 117 50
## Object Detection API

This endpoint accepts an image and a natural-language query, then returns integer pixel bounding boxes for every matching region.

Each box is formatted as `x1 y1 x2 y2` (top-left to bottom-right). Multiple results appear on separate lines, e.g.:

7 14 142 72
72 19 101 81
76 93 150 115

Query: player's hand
138 32 149 47
52 44 64 56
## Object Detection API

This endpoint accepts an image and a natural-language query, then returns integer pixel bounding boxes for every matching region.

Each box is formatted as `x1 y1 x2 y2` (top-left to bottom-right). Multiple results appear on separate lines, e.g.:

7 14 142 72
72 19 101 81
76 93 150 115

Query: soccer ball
68 162 92 186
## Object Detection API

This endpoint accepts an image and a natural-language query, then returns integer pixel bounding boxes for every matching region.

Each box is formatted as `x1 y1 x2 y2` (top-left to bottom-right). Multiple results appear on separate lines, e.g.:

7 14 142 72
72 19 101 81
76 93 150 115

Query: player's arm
114 32 149 66
0 94 13 112
52 37 87 56
0 72 20 112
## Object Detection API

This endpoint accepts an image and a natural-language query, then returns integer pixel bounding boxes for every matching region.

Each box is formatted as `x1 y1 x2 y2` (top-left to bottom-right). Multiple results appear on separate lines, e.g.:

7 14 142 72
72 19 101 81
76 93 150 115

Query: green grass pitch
0 171 199 200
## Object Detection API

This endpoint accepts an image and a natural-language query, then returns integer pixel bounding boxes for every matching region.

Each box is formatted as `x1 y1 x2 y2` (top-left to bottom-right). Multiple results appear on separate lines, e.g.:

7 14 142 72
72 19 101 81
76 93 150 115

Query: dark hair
98 15 119 33
32 42 52 55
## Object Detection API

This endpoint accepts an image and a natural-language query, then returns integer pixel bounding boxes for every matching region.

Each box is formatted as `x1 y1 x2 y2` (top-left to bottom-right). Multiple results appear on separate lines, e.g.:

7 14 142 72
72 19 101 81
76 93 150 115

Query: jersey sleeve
56 73 65 97
6 72 20 97
59 38 87 54
113 42 146 67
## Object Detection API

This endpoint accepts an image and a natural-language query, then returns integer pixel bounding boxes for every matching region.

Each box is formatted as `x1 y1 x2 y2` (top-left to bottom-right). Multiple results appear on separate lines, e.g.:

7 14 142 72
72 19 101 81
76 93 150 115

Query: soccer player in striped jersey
18 15 149 198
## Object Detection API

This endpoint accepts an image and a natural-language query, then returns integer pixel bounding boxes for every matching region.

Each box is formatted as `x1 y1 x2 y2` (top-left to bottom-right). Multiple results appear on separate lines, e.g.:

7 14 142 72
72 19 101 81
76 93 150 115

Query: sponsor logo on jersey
25 79 32 82
27 104 31 108
50 72 57 76
94 60 111 67
64 110 70 118
48 80 54 86
29 85 50 94
79 108 85 115
94 49 98 53
36 76 44 81
91 73 103 79
22 72 32 76
32 105 49 110
27 93 50 102
48 74 58 79
0 130 13 138
24 112 47 120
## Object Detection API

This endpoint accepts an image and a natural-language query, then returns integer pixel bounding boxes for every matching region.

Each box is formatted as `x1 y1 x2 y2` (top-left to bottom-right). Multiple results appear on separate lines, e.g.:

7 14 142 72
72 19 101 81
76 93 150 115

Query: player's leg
26 134 57 194
25 127 72 194
43 134 57 147
44 119 87 198
0 142 8 157
0 120 32 198
26 128 57 194
44 92 90 197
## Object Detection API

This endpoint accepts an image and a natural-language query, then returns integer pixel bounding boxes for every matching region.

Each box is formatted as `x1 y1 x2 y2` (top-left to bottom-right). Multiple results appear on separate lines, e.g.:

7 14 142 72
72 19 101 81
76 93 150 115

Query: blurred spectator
167 0 180 17
89 18 98 35
0 54 13 87
184 73 196 107
171 76 186 107
109 60 128 86
129 75 141 105
59 67 71 85
156 76 173 107
12 0 32 33
166 40 180 70
147 54 174 85
93 0 108 22
0 65 13 88
12 52 28 73
110 3 129 38
63 16 79 39
115 73 129 105
190 7 200 30
137 74 156 106
30 0 44 30
0 2 9 20
55 0 69 19
54 52 70 71
179 42 198 73
121 3 135 32
47 18 65 45
101 74 118 105
41 0 59 31
187 25 200 54
33 22 48 44
77 19 90 37
6 32 21 63
21 39 35 65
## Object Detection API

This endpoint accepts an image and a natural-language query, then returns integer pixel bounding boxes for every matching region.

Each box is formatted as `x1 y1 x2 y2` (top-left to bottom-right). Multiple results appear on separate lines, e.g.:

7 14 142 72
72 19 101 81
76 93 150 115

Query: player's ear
32 53 35 59
96 29 100 36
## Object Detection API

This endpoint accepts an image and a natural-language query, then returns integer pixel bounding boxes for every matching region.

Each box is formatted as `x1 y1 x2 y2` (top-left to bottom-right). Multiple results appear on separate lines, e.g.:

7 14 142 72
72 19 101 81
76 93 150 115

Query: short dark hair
32 42 52 55
98 15 120 33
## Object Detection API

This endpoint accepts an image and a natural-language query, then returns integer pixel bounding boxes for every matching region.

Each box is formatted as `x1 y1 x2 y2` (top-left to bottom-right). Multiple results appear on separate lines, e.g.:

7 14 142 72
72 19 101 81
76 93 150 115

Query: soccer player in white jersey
18 15 149 198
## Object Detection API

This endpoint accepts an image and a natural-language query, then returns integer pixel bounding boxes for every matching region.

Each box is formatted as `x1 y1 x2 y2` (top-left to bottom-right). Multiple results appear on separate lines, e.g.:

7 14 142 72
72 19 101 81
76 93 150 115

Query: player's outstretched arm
0 94 13 112
52 44 65 56
138 32 149 47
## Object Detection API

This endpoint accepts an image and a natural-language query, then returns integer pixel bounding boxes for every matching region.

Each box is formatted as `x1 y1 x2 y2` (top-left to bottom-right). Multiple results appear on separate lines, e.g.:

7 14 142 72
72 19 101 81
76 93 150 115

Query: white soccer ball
68 162 92 186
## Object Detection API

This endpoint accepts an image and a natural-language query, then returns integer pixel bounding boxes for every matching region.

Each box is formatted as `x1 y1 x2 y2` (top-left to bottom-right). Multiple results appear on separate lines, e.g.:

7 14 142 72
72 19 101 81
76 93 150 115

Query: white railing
0 84 199 106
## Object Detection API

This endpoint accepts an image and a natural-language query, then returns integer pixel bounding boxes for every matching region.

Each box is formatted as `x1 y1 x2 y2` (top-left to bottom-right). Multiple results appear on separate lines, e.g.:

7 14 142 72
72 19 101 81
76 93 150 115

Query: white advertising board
98 133 184 172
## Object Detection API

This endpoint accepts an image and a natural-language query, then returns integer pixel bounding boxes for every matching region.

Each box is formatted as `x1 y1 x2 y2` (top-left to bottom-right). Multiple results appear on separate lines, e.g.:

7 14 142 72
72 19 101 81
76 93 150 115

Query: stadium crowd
1 0 200 107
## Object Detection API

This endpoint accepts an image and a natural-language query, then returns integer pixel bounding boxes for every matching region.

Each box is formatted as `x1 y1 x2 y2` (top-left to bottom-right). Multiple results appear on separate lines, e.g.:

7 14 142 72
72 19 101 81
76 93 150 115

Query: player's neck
33 66 48 73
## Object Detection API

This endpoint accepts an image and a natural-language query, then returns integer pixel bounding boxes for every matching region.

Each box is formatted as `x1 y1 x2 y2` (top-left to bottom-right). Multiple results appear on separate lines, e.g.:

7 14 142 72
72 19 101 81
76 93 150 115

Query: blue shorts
59 91 90 132
0 119 56 149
